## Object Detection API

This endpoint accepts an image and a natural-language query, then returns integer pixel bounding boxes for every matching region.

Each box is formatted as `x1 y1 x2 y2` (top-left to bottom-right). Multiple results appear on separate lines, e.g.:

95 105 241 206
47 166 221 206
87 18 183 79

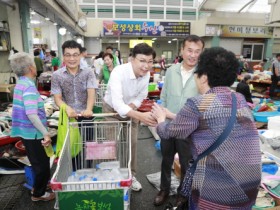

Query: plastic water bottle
124 189 129 208
67 172 77 182
111 168 123 180
96 161 120 170
67 172 77 191
44 144 54 157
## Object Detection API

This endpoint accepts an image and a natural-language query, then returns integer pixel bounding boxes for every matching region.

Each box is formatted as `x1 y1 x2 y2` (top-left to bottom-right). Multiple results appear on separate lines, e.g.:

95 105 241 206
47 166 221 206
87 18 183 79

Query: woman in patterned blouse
152 47 261 210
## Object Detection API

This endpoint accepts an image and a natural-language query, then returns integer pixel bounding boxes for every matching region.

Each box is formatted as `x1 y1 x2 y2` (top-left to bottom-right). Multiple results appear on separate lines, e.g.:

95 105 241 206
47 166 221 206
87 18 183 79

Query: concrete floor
0 125 177 210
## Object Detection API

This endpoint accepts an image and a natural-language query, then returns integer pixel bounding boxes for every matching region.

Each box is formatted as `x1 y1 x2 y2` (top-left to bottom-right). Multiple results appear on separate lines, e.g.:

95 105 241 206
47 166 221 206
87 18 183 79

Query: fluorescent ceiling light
45 17 50 21
152 38 157 40
172 38 177 41
53 22 58 26
30 20 40 24
59 27 67 35
168 41 171 43
30 10 36 15
77 38 83 44
116 40 119 43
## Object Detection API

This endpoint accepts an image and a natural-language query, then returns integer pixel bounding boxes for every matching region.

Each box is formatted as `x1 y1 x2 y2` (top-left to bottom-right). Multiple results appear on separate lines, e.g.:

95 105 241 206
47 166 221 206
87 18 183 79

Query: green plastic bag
56 104 82 158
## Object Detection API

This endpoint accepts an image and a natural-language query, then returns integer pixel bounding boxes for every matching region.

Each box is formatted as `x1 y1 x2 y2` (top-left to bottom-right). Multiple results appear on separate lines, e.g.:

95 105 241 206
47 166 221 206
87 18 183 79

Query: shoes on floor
131 177 142 191
31 183 51 195
31 192 55 202
176 194 188 207
154 190 169 206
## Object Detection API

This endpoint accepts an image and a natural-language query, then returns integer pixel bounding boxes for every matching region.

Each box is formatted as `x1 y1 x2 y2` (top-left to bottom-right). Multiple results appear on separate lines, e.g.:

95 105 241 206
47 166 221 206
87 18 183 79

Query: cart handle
77 113 118 117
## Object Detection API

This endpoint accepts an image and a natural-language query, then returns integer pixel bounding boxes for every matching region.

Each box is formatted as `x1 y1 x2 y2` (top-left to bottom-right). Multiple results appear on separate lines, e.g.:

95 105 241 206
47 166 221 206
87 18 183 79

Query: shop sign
103 20 190 37
57 189 124 210
221 25 273 38
33 27 42 39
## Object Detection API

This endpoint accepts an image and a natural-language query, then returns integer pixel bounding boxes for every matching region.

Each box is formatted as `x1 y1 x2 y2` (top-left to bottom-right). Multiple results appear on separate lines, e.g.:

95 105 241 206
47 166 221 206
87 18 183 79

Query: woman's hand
151 103 166 123
41 134 52 147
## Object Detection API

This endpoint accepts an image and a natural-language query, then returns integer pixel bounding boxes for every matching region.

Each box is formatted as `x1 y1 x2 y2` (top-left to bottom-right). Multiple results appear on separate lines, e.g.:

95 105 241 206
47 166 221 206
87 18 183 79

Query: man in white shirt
80 47 90 69
103 43 157 191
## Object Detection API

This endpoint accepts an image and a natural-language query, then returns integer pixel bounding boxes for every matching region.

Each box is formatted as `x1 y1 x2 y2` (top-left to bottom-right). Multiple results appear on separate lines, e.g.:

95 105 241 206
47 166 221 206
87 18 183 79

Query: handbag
180 93 237 199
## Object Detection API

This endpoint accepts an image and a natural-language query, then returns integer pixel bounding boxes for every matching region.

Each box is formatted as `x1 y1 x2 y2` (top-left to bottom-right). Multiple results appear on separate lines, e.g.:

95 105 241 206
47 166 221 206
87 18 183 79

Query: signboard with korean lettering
221 25 273 38
57 189 124 210
103 20 190 37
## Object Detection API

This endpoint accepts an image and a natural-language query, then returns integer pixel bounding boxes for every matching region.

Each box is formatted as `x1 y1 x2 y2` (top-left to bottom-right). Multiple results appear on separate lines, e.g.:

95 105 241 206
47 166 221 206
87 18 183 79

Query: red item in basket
138 99 154 112
85 141 116 160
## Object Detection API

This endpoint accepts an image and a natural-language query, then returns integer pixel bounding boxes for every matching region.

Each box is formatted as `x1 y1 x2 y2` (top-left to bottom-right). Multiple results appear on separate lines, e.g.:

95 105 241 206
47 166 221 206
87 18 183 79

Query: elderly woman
98 52 116 84
10 52 55 202
152 47 261 209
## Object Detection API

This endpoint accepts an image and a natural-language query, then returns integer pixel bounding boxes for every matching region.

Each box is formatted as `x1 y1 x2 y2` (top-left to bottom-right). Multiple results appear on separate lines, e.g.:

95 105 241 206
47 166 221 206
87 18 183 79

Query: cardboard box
173 159 181 178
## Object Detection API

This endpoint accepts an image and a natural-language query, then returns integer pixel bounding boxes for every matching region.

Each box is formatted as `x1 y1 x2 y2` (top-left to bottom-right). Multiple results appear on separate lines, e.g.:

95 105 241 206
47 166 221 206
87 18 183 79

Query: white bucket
153 73 160 83
268 116 280 132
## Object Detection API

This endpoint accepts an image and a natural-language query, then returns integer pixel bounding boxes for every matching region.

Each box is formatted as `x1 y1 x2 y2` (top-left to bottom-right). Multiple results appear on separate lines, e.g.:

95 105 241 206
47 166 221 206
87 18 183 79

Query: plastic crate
24 166 35 190
253 111 280 123
93 106 102 113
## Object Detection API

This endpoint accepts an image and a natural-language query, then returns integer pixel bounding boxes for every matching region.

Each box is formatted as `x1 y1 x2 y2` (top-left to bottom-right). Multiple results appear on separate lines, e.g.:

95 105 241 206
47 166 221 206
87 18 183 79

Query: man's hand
41 134 52 147
81 109 93 118
66 106 78 118
151 103 167 123
138 112 158 127
128 103 137 110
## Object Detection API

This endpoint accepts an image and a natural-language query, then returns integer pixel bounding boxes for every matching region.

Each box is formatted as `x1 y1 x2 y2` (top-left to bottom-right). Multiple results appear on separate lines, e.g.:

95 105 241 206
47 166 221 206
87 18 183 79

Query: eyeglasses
135 57 154 65
64 53 80 58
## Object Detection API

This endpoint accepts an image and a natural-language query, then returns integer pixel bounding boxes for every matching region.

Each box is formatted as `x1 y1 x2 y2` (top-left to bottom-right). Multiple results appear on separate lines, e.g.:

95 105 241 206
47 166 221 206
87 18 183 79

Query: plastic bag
56 104 81 157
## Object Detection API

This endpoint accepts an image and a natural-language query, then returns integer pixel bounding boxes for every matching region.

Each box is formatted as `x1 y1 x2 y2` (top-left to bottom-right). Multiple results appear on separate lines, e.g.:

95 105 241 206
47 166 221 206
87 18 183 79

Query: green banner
58 189 124 210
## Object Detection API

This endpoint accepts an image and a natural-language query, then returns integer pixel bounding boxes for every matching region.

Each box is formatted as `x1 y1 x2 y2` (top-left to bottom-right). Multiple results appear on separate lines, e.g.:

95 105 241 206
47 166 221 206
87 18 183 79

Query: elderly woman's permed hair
195 47 239 88
10 52 35 77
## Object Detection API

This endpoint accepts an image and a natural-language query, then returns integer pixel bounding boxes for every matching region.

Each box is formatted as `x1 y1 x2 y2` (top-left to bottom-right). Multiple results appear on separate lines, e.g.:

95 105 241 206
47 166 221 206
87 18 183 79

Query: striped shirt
157 87 261 209
11 76 47 140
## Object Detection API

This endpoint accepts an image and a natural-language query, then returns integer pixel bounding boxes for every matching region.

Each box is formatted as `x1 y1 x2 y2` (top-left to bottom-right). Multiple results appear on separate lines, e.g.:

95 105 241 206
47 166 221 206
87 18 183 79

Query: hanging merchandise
1 39 7 51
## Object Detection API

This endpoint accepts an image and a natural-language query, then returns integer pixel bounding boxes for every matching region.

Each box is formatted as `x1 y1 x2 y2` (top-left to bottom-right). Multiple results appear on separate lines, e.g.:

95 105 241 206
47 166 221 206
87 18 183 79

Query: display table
0 84 15 93
0 84 15 101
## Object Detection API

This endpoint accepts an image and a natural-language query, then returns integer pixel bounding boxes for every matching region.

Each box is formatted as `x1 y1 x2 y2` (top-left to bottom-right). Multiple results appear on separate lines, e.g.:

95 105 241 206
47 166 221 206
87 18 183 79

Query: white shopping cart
51 114 132 210
93 84 107 113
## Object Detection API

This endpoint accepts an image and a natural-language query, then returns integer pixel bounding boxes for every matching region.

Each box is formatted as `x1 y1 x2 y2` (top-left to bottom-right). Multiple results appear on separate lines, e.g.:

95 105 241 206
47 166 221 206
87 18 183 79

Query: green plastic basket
93 106 102 113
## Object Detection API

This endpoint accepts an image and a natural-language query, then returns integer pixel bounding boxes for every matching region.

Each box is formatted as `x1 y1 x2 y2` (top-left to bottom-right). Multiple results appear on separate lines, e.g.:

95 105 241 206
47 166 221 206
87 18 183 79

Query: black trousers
22 139 50 197
160 138 192 193
270 76 280 97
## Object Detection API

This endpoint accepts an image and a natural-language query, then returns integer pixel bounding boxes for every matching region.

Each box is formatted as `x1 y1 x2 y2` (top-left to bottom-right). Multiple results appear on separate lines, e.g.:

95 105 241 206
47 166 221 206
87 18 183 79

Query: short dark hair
182 35 205 49
242 74 251 82
195 47 239 88
132 43 156 59
95 51 104 59
81 47 87 53
62 40 82 54
276 53 280 58
34 50 40 56
102 52 114 60
50 51 56 57
106 46 113 51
